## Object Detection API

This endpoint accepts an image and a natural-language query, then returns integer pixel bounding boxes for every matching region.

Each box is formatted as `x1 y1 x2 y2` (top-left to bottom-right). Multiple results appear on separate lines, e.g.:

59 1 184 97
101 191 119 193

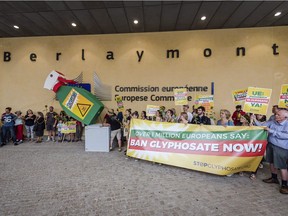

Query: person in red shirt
232 105 245 126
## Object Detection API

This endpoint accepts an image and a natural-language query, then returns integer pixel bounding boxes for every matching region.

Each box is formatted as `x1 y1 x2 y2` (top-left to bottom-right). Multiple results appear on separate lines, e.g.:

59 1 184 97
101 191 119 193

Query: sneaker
118 148 122 152
263 177 279 184
280 185 288 194
14 142 18 146
258 163 264 169
46 138 50 142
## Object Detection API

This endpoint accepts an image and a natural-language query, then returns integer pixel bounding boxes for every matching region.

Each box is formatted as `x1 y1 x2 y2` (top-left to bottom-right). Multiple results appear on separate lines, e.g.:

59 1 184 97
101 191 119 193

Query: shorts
266 143 288 169
46 124 55 131
111 129 121 142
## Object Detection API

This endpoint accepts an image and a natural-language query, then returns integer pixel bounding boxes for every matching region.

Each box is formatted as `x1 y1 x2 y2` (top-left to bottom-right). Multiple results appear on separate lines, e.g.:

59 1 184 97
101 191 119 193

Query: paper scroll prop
44 70 104 125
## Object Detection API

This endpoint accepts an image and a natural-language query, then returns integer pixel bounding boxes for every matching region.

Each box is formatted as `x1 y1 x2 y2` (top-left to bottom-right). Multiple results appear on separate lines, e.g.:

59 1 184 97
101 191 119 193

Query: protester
56 119 64 142
155 110 163 122
45 106 58 142
25 109 36 141
103 110 122 152
140 111 147 120
14 111 24 144
132 111 139 119
249 113 267 180
178 112 188 124
216 109 234 126
232 105 246 126
252 109 288 194
191 106 211 125
182 105 193 123
268 105 279 121
1 107 17 146
34 112 46 143
165 109 176 123
123 109 132 142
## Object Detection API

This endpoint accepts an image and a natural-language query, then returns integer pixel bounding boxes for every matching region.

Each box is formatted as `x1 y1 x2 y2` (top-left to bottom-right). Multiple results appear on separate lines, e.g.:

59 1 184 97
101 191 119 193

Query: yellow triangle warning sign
77 103 91 117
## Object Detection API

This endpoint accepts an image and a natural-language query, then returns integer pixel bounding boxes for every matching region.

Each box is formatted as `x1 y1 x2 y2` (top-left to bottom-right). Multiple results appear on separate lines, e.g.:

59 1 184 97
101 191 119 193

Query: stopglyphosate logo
63 89 94 119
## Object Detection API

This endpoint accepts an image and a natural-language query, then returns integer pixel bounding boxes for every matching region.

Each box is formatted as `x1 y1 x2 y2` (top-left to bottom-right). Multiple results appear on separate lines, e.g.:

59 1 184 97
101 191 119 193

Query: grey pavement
0 140 287 216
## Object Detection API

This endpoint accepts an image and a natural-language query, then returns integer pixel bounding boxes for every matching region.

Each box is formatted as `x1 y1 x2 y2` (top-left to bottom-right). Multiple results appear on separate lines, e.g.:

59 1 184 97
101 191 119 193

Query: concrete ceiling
0 1 287 38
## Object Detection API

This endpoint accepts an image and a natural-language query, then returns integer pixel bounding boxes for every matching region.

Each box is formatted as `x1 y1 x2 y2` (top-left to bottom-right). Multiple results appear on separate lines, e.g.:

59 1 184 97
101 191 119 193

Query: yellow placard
61 121 76 134
174 88 188 106
194 95 214 111
62 88 94 120
232 88 247 105
278 84 288 108
146 105 160 117
243 87 272 115
115 96 125 112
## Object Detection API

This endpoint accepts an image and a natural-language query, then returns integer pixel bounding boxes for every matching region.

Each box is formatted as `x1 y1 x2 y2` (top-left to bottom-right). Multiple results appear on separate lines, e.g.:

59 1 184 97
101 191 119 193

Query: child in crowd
75 120 83 141
57 119 64 142
34 112 45 143
14 111 24 144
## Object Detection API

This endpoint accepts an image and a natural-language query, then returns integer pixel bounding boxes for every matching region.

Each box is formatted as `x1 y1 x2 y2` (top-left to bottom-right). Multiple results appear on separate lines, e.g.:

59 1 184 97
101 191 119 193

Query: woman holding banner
216 109 234 126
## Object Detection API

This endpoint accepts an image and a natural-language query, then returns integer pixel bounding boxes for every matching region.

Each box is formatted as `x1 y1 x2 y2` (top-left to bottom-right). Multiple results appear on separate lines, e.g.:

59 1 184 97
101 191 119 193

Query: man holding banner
252 109 288 194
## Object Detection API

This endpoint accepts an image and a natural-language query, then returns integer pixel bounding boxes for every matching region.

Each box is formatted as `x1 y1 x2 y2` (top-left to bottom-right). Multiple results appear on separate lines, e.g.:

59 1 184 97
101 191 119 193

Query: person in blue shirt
1 107 17 146
252 109 288 194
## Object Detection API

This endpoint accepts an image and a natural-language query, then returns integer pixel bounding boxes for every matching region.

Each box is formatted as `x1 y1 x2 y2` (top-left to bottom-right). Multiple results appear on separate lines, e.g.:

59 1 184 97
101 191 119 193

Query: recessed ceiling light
71 22 77 27
133 20 139 24
201 16 206 21
13 25 19 29
274 12 281 17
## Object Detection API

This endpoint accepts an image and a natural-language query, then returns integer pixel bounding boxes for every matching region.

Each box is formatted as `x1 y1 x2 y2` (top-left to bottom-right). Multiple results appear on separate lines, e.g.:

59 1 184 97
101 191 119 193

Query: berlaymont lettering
1 43 281 63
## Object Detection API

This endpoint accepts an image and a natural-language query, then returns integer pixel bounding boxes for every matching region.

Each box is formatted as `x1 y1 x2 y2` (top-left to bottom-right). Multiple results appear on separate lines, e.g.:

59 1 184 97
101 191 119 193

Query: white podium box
85 124 110 152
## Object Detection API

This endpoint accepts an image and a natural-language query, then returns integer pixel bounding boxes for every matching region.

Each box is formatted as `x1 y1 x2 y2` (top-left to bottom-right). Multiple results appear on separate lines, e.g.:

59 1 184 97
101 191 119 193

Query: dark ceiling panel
256 1 288 27
125 7 144 32
207 1 242 29
273 12 288 25
23 13 57 35
107 8 130 33
0 21 19 37
72 10 102 34
240 1 282 27
55 11 82 34
82 1 106 9
104 1 124 8
175 2 201 31
123 1 143 7
0 2 15 13
160 3 181 31
65 1 86 10
191 1 222 30
143 1 161 6
0 1 287 38
39 11 70 35
6 13 50 36
89 8 116 34
45 1 69 11
223 1 262 28
6 1 33 13
144 5 161 32
25 2 52 12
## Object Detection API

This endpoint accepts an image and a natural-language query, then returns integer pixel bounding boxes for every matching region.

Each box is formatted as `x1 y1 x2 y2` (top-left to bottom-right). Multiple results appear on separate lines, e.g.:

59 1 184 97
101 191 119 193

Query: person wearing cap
45 106 58 142
232 105 246 126
251 109 288 194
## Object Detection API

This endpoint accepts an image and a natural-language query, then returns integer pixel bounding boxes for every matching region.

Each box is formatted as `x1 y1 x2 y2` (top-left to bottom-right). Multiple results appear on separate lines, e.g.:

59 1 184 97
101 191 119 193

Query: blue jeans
2 126 16 143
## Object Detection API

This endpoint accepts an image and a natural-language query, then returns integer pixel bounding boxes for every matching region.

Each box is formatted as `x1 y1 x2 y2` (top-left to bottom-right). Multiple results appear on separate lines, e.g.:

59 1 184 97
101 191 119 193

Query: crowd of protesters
0 106 83 146
1 103 288 194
